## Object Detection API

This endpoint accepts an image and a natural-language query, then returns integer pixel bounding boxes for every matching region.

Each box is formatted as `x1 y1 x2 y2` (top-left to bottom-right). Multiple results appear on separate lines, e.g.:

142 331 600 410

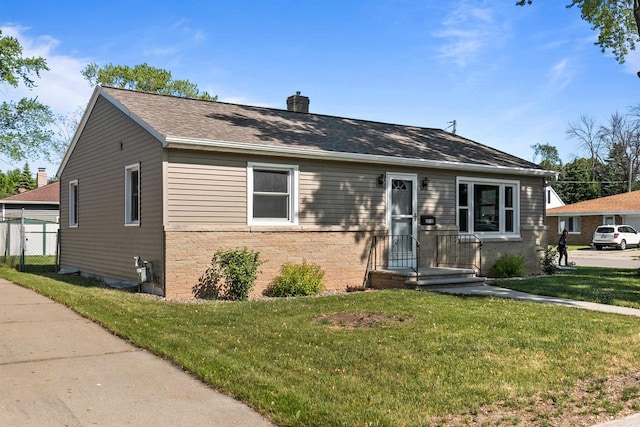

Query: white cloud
0 24 93 116
433 2 509 68
548 57 574 91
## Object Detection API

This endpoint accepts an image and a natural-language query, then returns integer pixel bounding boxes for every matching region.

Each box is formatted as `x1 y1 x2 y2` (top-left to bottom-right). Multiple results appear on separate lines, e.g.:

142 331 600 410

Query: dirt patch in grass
436 370 640 426
313 312 414 329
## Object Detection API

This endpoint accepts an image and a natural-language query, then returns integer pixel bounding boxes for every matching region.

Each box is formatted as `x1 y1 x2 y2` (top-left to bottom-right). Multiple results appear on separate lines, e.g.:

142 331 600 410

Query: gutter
165 136 557 178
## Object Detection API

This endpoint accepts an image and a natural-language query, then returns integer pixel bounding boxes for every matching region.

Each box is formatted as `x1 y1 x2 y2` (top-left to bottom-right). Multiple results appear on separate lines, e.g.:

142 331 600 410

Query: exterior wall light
377 174 385 186
421 177 429 190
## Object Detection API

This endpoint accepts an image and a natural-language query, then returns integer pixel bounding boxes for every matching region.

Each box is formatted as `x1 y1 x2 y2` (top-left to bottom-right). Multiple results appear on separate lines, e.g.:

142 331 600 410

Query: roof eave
165 136 556 177
56 86 167 178
547 210 640 216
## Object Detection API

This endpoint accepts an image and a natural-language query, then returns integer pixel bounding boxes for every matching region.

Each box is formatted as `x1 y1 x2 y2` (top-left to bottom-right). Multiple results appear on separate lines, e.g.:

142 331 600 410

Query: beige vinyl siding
298 162 384 227
59 96 164 285
166 152 387 228
167 151 247 225
165 151 545 231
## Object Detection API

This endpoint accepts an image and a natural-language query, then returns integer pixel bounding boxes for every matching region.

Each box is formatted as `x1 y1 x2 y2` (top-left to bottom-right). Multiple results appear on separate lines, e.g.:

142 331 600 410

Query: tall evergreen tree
15 163 36 193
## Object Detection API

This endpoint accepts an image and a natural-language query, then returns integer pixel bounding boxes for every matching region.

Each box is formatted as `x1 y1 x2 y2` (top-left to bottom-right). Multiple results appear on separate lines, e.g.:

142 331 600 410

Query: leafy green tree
0 30 57 161
82 62 217 101
556 157 602 203
531 143 562 171
0 165 35 198
516 1 640 64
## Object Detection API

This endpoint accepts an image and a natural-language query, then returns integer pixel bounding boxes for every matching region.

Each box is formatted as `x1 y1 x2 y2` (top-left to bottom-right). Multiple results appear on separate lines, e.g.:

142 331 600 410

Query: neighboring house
0 171 60 223
57 86 555 298
547 190 640 246
0 172 60 258
545 186 564 210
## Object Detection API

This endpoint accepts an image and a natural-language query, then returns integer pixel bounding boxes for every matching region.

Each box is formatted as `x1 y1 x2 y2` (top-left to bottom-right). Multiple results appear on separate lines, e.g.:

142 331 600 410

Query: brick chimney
286 91 309 113
37 168 47 188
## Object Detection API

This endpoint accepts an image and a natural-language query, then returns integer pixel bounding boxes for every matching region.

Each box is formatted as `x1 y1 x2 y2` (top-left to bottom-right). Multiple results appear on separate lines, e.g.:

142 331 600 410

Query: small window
125 163 140 226
247 162 298 225
69 180 78 227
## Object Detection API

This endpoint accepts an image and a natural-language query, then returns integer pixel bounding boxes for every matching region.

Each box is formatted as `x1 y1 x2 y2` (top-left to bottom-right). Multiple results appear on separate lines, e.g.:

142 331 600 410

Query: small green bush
264 260 325 297
193 247 262 301
539 245 558 275
490 253 526 278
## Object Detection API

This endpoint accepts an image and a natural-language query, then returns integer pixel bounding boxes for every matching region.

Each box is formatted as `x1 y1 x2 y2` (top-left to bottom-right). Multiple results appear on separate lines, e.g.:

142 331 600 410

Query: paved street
568 248 640 269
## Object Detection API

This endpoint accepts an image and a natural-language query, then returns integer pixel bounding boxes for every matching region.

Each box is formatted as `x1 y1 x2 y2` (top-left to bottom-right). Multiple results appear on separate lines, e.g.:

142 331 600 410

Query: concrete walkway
0 279 273 426
430 283 640 317
430 284 640 427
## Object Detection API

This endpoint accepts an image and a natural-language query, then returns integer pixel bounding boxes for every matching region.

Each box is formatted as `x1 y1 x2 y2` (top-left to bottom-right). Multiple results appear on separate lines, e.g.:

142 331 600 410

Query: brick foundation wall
164 229 374 299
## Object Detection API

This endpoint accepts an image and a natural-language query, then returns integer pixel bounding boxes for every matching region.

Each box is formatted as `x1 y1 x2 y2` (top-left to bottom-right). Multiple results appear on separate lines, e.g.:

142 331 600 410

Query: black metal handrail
363 234 420 287
436 234 482 274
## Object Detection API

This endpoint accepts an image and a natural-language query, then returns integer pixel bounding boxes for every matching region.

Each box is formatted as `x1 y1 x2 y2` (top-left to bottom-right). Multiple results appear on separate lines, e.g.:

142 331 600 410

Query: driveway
568 247 640 269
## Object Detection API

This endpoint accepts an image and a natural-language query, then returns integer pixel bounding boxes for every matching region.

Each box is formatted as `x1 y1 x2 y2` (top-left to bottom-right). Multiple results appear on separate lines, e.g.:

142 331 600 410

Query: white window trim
247 162 299 226
456 176 520 237
125 163 140 226
69 179 78 228
558 216 581 234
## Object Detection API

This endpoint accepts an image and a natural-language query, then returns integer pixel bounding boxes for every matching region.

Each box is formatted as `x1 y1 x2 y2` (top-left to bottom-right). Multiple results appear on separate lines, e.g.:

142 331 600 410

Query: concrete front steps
369 267 485 290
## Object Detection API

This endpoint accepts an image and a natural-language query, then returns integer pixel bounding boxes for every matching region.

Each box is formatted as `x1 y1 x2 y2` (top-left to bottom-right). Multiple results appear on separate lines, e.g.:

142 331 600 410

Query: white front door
386 173 418 269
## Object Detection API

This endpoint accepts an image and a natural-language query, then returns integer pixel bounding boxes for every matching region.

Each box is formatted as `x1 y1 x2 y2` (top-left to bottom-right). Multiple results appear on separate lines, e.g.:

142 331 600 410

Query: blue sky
2 0 640 177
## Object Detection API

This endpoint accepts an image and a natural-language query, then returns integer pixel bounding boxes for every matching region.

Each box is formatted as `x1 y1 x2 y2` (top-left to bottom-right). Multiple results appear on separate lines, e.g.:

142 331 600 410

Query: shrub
193 264 222 300
193 247 262 301
264 260 325 297
490 253 526 278
539 245 558 275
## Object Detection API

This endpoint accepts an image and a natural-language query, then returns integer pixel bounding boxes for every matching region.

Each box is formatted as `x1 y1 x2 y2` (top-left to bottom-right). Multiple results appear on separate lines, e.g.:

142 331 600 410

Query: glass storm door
386 173 418 268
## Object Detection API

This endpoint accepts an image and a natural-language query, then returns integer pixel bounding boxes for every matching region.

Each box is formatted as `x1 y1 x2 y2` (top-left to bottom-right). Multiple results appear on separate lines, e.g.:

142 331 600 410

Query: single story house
57 86 555 298
547 190 640 246
0 173 60 258
0 172 60 223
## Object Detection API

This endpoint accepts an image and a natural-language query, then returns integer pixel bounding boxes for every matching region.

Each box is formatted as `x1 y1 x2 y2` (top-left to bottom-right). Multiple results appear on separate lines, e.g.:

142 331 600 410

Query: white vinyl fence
0 218 59 271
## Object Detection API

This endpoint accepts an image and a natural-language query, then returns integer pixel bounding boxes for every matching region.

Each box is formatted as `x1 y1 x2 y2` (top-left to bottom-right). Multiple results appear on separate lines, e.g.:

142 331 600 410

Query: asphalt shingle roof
0 181 60 204
547 190 640 215
101 87 544 171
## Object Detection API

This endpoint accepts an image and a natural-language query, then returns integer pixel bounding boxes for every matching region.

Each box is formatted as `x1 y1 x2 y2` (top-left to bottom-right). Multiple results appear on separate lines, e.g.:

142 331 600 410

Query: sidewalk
430 284 640 427
430 284 640 317
0 279 273 426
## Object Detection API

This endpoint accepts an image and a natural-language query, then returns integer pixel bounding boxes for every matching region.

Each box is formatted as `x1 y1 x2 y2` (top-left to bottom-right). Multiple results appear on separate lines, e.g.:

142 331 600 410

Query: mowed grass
499 266 640 309
3 266 640 426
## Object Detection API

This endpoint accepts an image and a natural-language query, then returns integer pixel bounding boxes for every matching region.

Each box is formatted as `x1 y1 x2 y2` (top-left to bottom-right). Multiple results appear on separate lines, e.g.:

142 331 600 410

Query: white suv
592 225 640 250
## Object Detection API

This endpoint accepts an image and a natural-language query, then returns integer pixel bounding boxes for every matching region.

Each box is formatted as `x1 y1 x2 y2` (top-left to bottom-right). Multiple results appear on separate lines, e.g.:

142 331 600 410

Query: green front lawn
499 266 640 309
2 266 640 426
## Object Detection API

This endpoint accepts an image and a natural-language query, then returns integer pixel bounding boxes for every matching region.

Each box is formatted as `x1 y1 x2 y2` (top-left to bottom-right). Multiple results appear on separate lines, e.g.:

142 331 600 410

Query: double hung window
247 162 298 225
125 163 140 226
69 180 78 227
